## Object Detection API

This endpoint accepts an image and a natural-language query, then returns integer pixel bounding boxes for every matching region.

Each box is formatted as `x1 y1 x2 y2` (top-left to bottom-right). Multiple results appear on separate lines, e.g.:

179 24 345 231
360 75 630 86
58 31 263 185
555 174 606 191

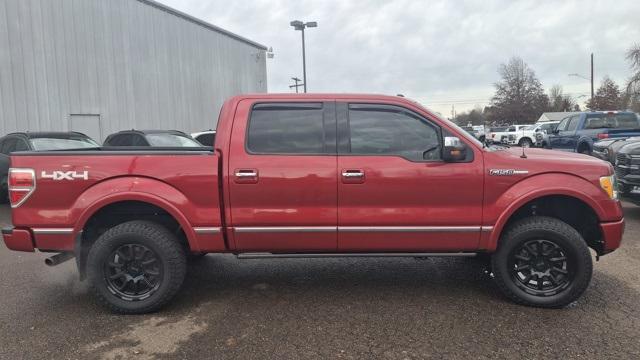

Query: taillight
8 168 36 208
597 133 609 139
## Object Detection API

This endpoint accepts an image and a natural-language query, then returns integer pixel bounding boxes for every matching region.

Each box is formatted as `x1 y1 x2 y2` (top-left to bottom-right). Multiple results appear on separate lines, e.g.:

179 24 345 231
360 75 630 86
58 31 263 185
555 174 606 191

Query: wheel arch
71 177 200 278
486 175 608 254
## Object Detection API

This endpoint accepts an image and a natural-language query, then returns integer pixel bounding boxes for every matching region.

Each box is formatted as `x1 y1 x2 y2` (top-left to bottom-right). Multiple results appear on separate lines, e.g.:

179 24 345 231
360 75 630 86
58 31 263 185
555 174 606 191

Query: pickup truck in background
548 111 640 154
503 121 560 148
615 140 640 206
2 94 624 313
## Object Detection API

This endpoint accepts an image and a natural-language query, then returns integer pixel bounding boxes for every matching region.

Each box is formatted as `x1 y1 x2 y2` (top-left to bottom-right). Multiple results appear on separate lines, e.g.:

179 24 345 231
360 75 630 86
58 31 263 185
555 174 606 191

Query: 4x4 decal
41 171 89 181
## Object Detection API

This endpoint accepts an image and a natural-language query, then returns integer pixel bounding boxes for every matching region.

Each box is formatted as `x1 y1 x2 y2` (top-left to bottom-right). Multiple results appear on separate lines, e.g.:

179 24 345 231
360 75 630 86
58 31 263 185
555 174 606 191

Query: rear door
336 102 483 251
228 100 338 251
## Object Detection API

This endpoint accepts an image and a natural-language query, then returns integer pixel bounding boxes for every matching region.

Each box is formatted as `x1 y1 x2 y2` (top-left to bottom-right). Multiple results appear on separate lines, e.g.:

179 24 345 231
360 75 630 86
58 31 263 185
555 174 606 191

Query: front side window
557 118 569 131
347 105 441 161
247 103 326 154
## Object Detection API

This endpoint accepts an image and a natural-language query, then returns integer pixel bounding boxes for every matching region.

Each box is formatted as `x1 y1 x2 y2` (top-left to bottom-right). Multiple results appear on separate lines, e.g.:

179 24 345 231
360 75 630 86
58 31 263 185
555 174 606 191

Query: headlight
599 175 618 200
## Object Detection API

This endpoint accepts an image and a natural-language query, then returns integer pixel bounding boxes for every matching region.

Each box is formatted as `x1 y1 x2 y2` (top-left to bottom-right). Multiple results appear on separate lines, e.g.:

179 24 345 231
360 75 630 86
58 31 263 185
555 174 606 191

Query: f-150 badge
489 169 529 176
41 170 89 181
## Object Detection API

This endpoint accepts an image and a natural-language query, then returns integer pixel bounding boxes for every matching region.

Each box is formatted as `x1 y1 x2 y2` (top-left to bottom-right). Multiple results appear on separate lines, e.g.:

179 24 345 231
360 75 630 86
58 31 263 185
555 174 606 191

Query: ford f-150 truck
2 94 625 314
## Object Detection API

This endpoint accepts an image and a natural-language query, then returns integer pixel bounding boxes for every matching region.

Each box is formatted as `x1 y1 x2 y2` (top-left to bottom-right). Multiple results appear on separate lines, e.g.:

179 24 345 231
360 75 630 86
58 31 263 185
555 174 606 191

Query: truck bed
8 148 224 253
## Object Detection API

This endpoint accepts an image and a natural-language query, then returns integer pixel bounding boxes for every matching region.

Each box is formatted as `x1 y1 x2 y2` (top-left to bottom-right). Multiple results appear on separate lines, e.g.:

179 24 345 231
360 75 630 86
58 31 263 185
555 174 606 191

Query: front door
228 100 338 251
336 102 484 251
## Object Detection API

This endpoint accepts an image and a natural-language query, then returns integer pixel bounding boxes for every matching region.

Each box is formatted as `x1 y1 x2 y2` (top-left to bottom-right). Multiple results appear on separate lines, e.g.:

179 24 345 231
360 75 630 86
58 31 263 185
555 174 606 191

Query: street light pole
290 20 317 93
301 28 307 93
590 53 594 100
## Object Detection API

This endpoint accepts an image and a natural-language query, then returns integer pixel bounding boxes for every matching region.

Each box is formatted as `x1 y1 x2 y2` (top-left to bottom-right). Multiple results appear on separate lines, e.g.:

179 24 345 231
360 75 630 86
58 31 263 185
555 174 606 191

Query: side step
236 252 477 259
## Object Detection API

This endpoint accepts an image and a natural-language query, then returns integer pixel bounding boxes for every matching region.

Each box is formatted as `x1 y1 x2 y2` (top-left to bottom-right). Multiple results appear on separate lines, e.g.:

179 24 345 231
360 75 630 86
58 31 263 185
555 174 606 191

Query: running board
236 252 478 259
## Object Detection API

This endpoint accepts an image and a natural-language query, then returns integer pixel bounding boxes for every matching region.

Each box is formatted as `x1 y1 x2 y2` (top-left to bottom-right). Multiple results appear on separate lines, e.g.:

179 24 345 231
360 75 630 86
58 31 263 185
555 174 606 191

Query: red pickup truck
2 94 625 313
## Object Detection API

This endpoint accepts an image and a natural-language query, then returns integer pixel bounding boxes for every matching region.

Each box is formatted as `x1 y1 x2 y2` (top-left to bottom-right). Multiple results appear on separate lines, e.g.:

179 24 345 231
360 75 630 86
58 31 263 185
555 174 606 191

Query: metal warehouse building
0 0 267 142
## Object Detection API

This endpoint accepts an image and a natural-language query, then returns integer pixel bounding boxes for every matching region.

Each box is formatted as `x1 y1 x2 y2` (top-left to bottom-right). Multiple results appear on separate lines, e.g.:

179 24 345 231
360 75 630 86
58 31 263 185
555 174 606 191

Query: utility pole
289 77 304 93
590 53 594 100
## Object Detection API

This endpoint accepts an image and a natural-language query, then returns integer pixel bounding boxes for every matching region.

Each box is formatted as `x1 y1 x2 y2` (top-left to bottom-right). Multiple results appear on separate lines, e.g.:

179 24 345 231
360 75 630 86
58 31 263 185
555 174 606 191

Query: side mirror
552 129 560 134
443 136 467 162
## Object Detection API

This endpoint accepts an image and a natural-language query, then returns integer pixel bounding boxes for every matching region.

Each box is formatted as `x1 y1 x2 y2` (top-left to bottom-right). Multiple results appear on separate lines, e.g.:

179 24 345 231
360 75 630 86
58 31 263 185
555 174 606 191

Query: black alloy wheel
492 216 592 308
509 239 573 296
105 244 163 301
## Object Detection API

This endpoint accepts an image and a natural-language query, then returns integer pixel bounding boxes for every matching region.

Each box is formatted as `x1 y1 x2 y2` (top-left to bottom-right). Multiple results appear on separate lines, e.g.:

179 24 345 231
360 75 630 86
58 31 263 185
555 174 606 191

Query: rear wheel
578 145 591 155
492 216 592 308
87 221 186 314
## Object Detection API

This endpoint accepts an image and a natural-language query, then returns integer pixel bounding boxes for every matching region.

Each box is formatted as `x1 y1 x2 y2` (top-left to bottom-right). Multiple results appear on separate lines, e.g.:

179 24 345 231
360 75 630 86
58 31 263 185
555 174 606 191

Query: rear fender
71 177 198 250
485 173 611 251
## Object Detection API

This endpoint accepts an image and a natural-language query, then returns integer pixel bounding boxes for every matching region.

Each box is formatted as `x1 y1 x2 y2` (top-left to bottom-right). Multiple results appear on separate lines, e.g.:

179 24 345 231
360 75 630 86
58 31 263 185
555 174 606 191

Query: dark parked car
191 130 216 146
593 137 640 164
0 132 99 202
548 111 640 154
103 130 202 147
615 140 640 206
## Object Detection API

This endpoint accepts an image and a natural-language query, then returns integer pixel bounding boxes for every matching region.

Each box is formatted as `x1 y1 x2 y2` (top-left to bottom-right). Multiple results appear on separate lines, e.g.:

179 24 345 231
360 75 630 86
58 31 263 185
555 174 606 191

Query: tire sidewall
87 224 184 313
494 223 592 307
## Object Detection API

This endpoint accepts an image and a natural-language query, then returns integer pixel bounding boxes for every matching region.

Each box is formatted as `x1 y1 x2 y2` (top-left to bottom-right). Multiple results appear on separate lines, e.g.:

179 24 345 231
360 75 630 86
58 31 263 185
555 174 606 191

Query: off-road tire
87 221 187 314
492 216 592 308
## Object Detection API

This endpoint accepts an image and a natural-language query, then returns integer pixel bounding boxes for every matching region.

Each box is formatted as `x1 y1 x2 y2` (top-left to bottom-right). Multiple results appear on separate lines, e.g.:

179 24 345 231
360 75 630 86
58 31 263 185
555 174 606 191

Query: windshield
31 137 99 150
146 133 201 147
522 125 534 130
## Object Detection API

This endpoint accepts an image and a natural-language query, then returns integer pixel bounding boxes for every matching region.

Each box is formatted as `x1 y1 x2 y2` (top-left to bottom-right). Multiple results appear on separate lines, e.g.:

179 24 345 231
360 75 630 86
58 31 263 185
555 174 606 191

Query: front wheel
87 221 187 314
518 138 533 148
492 216 592 308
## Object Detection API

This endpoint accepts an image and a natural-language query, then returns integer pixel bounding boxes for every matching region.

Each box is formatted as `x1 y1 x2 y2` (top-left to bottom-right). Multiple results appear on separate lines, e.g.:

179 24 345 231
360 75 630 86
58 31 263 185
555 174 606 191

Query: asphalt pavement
1 203 640 359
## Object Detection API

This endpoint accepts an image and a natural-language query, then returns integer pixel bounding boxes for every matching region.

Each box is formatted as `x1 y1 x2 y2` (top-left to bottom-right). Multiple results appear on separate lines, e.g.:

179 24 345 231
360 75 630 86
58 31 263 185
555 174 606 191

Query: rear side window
566 116 580 131
195 133 215 146
1 138 17 154
105 134 134 146
247 103 326 154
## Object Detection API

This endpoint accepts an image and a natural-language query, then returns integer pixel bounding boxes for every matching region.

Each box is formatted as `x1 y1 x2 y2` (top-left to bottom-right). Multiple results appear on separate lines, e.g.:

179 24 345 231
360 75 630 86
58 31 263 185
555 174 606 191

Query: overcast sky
161 0 640 116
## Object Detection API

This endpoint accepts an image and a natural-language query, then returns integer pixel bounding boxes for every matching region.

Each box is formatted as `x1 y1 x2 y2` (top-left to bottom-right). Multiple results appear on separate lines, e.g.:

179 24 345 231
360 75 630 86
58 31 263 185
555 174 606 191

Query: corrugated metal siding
0 0 267 141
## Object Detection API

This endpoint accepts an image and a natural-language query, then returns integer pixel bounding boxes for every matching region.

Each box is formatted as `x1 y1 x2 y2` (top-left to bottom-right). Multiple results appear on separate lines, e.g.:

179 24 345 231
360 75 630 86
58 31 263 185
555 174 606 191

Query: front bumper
2 227 35 252
600 219 625 254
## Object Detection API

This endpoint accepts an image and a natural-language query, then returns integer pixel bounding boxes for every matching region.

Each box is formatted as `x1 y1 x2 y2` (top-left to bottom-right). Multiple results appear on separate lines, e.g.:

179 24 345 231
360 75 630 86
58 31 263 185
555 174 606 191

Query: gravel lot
1 203 639 359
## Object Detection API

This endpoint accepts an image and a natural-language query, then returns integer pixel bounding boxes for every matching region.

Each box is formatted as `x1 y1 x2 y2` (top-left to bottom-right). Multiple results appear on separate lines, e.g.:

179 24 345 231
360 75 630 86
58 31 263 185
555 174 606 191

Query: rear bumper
2 227 35 252
601 219 625 254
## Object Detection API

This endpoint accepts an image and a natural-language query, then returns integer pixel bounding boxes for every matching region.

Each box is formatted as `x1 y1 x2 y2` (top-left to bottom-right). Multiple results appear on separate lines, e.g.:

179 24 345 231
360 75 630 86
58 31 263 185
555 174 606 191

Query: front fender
70 176 200 251
484 172 620 251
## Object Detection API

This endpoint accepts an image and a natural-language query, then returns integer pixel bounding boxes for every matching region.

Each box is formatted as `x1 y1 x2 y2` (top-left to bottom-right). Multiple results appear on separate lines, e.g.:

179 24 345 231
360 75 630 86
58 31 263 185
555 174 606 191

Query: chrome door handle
342 171 364 178
235 171 257 177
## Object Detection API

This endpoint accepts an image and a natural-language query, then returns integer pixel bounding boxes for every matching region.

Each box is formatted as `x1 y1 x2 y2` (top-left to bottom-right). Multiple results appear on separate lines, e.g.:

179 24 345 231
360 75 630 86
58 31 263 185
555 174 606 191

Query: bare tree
549 85 576 112
626 43 640 94
625 43 640 112
489 57 549 124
